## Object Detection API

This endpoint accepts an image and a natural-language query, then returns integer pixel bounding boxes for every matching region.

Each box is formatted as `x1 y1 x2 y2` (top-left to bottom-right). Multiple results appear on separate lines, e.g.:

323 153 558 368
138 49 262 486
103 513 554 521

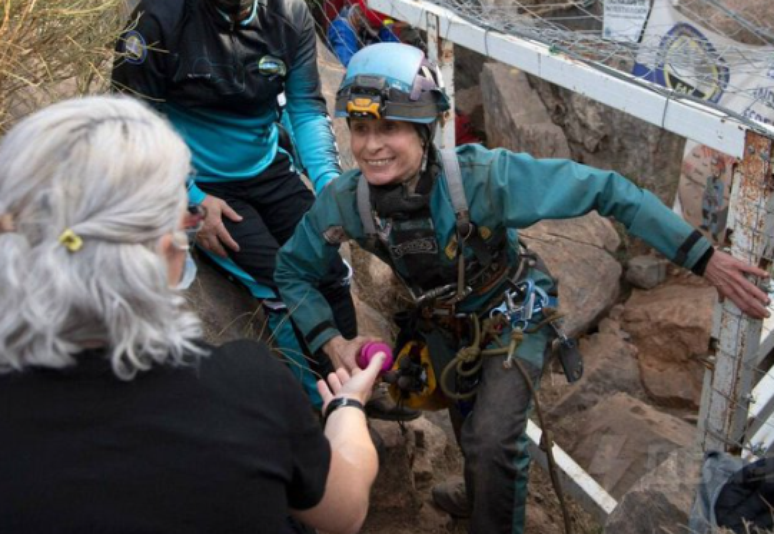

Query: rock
409 417 450 490
607 304 626 323
416 502 453 533
349 243 413 319
367 416 452 518
185 257 264 344
549 324 645 418
529 77 687 205
604 447 703 534
562 393 696 499
625 255 668 290
482 63 572 159
621 280 716 409
317 38 355 170
352 290 397 343
521 214 622 337
526 505 562 534
369 420 421 510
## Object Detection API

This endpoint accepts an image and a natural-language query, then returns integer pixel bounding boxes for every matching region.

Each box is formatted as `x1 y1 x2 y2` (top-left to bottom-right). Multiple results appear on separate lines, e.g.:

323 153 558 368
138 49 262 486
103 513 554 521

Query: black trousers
197 152 357 347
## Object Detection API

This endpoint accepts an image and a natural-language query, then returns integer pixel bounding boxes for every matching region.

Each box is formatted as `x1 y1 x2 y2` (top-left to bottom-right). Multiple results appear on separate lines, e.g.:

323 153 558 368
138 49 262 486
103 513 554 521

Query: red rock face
621 279 716 410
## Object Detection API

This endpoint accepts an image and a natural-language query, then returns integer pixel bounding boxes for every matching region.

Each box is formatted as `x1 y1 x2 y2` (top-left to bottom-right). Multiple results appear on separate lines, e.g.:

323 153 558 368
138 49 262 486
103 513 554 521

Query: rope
511 355 574 534
437 310 573 534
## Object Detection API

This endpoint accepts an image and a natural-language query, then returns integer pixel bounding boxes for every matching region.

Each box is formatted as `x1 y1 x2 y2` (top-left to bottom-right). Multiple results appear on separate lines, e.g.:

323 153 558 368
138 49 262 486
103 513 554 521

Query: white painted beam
526 420 618 525
425 12 456 149
369 0 774 158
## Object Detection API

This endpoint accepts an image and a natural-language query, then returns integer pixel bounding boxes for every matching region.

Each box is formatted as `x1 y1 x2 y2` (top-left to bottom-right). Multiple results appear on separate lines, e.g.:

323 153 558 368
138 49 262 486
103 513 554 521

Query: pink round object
357 341 394 372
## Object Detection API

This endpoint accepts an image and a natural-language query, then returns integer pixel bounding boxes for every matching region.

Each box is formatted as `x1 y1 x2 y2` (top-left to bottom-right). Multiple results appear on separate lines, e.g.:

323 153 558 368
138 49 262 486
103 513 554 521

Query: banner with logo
632 0 774 244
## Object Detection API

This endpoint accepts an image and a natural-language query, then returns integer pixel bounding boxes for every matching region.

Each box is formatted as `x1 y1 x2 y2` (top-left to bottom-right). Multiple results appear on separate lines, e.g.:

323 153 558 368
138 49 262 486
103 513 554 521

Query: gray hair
0 96 204 379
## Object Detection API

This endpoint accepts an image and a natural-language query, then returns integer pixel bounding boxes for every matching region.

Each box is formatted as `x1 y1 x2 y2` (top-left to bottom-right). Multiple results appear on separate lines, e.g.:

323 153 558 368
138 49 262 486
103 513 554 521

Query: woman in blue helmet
275 43 770 534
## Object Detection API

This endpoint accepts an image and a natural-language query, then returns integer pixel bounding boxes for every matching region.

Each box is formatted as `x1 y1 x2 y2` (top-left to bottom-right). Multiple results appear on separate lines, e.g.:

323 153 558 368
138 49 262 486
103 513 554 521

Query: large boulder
559 393 696 499
521 214 622 337
185 257 263 344
349 244 412 325
604 447 703 534
621 275 716 409
364 417 456 533
482 63 571 159
548 317 646 418
351 289 397 343
317 38 355 170
529 77 686 205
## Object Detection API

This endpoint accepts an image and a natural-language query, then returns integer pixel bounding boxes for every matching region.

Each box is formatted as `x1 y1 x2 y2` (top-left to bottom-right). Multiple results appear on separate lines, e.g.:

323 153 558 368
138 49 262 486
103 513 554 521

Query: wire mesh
309 0 774 133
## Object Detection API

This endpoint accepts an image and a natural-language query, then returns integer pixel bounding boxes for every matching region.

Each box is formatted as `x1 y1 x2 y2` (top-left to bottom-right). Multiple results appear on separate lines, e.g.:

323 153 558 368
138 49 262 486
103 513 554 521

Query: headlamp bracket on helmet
344 75 389 120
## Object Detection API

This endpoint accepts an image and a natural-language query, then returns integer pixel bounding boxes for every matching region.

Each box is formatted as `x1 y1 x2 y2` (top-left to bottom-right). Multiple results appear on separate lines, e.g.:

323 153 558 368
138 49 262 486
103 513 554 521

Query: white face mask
175 251 198 291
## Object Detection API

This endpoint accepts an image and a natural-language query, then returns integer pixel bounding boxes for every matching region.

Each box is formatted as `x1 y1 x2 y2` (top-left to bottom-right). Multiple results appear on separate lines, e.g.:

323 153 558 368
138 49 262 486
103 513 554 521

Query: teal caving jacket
275 144 713 354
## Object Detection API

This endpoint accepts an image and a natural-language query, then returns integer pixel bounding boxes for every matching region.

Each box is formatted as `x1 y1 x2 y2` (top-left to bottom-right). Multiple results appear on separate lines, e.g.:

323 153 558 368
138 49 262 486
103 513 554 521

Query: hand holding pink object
356 341 394 373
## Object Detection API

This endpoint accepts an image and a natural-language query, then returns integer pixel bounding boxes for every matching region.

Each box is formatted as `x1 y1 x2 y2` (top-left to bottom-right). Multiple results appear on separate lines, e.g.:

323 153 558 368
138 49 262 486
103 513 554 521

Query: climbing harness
357 148 509 308
359 149 578 533
488 279 558 330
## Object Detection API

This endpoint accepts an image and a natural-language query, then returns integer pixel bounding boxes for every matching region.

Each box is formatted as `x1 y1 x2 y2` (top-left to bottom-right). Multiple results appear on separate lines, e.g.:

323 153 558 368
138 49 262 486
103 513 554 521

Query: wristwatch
323 396 365 425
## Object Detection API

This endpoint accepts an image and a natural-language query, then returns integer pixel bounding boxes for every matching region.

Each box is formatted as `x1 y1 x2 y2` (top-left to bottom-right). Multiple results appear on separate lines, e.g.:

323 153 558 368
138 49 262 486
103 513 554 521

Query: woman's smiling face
350 118 424 187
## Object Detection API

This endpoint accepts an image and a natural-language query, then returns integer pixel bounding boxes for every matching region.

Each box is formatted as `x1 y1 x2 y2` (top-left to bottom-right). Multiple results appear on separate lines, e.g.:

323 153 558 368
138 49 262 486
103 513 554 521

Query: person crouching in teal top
275 42 771 534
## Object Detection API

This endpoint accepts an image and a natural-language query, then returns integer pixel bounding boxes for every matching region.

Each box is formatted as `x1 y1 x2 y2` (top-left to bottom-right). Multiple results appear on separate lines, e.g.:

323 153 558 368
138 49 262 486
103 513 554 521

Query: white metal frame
697 133 773 453
425 13 456 148
526 421 617 525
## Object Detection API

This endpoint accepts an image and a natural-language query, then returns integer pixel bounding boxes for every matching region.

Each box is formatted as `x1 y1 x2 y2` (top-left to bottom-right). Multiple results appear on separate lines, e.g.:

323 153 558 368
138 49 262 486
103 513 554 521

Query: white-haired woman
0 96 381 534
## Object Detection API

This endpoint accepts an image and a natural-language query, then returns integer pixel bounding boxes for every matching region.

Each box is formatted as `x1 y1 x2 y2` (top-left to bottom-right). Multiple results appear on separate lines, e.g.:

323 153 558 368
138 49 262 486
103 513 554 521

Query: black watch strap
323 397 365 425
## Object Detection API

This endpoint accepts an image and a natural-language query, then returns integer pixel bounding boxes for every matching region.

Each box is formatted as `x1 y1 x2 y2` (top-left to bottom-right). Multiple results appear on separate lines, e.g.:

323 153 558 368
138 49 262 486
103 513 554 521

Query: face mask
175 251 198 291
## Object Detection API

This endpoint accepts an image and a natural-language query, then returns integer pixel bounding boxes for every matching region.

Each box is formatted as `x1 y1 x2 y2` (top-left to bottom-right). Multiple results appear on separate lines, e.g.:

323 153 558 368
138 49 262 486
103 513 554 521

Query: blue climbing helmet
335 43 450 125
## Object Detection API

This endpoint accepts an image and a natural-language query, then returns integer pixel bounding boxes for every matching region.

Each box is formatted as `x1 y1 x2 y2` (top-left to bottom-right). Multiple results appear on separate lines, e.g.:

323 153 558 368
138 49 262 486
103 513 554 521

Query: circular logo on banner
123 30 148 65
655 23 729 104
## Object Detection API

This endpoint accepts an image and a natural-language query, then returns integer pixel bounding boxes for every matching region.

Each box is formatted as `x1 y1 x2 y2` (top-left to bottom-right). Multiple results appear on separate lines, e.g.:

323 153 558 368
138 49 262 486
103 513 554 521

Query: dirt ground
360 373 602 534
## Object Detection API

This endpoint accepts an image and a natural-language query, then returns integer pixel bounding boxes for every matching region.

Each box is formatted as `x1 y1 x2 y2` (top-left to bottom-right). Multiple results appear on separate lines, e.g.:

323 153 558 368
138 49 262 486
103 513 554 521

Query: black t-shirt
0 340 330 534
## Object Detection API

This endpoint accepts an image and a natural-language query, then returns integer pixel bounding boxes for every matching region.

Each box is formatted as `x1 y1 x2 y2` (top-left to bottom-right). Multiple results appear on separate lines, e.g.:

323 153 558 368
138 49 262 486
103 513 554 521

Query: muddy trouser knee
457 325 551 534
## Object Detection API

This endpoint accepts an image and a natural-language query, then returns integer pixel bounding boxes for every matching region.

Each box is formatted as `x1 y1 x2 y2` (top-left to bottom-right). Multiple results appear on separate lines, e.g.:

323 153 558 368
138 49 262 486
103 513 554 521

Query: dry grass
0 0 125 132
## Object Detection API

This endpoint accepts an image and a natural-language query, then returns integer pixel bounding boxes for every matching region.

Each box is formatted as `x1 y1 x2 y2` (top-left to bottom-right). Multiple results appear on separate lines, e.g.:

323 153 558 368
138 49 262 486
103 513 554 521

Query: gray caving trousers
446 271 555 534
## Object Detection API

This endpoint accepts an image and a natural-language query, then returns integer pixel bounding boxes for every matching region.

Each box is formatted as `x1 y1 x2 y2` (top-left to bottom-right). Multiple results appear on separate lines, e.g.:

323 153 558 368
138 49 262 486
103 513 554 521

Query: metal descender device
489 279 584 383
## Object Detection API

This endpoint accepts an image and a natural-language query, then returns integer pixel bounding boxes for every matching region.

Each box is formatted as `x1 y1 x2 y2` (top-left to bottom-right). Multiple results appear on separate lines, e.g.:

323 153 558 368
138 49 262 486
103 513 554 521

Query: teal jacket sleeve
275 182 352 353
482 148 712 270
285 1 341 193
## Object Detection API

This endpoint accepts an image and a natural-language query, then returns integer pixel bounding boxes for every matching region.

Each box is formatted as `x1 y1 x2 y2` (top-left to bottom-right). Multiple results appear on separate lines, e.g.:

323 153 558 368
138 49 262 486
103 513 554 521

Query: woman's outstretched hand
317 352 386 414
704 250 771 319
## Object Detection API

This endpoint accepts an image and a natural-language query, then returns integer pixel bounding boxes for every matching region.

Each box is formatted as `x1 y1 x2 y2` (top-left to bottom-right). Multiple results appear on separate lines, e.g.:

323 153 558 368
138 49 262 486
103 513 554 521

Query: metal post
699 131 774 453
426 12 456 149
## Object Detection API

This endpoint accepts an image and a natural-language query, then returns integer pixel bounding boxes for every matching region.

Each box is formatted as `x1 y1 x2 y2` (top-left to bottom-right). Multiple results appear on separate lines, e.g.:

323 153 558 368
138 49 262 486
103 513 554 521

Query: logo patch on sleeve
123 30 148 65
258 56 287 78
